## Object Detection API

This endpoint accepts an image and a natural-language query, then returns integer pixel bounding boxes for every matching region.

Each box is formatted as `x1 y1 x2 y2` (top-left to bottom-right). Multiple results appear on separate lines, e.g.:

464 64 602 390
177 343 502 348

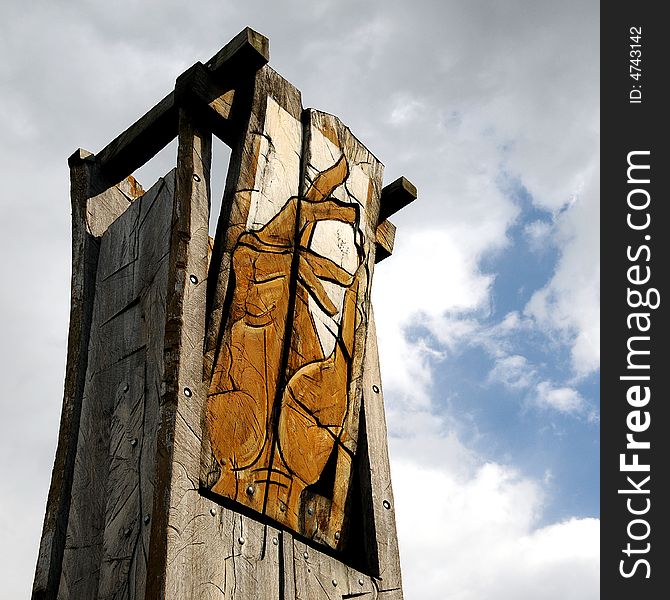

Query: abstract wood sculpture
33 28 417 600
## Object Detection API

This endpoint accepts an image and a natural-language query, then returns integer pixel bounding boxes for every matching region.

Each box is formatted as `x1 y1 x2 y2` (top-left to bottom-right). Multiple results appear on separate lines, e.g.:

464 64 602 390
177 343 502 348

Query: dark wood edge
378 176 418 223
90 27 269 185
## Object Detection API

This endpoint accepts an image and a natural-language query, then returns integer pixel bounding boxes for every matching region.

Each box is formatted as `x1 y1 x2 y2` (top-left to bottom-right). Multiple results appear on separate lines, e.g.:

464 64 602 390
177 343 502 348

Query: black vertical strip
602 3 670 597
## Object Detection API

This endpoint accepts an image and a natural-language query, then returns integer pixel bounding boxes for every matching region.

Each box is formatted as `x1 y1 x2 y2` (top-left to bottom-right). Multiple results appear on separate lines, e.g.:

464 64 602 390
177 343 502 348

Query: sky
0 1 599 598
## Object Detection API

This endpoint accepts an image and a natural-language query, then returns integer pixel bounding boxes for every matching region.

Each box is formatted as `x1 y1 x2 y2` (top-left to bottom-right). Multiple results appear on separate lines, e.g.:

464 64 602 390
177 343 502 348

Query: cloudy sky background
0 1 599 598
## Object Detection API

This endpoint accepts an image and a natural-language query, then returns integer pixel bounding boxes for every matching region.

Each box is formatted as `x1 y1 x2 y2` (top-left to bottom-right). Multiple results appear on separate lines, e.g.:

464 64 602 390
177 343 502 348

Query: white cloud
489 354 536 389
392 455 599 600
524 219 554 253
524 169 600 377
534 381 585 414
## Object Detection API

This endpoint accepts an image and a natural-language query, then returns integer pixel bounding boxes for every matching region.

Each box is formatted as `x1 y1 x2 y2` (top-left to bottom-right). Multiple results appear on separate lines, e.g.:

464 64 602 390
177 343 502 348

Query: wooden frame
33 27 416 600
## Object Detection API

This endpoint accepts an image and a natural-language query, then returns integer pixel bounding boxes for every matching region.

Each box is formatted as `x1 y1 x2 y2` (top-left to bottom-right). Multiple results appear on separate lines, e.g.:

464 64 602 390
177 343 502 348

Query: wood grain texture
293 538 378 600
357 308 403 597
58 172 175 599
32 151 146 600
375 219 396 263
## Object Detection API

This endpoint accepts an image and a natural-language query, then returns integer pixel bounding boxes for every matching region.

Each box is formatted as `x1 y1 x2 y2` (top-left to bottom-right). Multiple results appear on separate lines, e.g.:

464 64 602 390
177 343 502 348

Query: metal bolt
123 382 129 393
307 507 314 516
246 485 255 496
332 579 338 587
303 551 309 560
272 537 278 545
193 173 201 182
189 274 198 284
238 536 245 545
220 458 227 466
383 499 391 510
210 508 217 516
143 515 151 525
372 384 380 393
279 504 286 512
124 528 131 537
130 438 138 447
334 531 340 540
184 387 192 397
358 579 364 586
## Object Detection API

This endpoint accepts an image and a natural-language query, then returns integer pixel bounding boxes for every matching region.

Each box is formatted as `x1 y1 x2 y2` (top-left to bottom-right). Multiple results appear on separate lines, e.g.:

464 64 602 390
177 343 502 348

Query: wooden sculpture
33 28 417 599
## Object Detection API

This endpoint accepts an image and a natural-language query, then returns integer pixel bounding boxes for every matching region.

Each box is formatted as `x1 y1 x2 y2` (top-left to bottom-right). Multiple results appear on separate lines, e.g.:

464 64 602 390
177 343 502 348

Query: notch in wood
378 176 417 223
205 27 269 78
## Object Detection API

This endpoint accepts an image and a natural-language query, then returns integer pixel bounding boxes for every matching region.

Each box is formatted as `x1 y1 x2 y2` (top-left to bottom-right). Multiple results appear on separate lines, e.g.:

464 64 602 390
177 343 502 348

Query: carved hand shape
207 155 365 542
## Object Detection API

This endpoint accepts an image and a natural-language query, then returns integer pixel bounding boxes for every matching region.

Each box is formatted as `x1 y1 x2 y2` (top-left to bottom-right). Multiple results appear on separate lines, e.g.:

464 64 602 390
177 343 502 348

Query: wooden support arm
374 176 417 262
378 176 417 222
93 27 269 185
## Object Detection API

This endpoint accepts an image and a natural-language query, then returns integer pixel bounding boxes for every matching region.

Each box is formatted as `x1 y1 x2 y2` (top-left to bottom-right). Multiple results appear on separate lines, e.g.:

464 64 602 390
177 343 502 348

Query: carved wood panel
202 94 383 552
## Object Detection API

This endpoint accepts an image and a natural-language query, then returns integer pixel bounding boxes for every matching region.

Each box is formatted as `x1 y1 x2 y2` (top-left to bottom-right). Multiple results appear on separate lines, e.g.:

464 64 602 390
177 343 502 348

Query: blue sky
0 1 599 598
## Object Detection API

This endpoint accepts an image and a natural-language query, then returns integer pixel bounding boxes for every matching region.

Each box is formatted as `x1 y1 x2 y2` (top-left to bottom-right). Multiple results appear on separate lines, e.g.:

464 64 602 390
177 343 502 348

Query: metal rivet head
307 507 314 516
124 528 131 537
189 274 198 284
130 438 138 447
383 499 391 510
332 579 338 587
220 458 227 466
210 508 216 516
123 382 129 393
238 536 245 545
372 384 380 393
272 537 278 545
334 531 340 540
358 579 364 586
184 387 192 397
143 515 151 525
303 551 309 560
279 504 286 512
193 173 201 182
246 485 255 496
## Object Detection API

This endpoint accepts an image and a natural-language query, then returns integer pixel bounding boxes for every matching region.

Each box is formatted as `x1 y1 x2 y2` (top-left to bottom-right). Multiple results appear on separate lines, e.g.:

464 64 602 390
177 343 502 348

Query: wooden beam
205 27 269 77
96 91 177 185
375 218 396 263
96 27 269 185
175 62 237 145
378 176 417 222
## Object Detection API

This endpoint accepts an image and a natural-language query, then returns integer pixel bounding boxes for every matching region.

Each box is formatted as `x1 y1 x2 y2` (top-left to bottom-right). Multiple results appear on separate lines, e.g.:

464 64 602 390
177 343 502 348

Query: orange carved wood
203 99 383 551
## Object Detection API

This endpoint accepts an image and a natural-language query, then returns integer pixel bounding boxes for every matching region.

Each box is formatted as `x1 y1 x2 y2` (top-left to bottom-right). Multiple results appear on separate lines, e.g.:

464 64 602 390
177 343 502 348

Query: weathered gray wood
33 150 144 600
97 92 178 186
96 173 175 599
58 173 175 599
97 27 269 185
293 538 378 600
358 308 403 597
175 62 237 144
378 177 417 223
375 219 396 263
205 27 269 77
144 107 213 597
